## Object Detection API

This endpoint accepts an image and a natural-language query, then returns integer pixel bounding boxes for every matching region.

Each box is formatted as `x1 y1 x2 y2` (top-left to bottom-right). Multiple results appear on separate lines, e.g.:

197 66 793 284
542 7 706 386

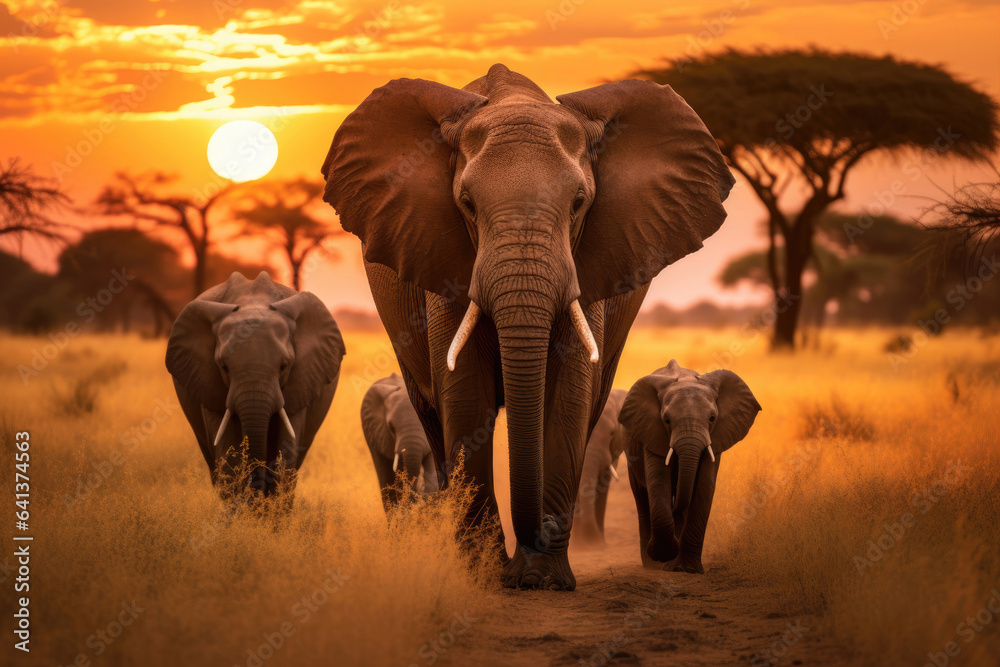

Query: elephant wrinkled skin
166 272 345 501
620 360 760 574
322 64 734 589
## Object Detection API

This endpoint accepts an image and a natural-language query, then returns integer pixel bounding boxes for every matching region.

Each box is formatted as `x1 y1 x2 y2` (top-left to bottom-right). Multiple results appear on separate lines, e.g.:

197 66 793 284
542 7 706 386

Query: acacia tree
636 49 999 348
924 179 1000 275
96 172 233 298
0 158 69 243
231 179 342 290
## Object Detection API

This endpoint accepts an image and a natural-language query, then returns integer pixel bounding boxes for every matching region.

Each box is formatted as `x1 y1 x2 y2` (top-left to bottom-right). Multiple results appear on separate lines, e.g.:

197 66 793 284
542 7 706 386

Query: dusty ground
447 466 853 667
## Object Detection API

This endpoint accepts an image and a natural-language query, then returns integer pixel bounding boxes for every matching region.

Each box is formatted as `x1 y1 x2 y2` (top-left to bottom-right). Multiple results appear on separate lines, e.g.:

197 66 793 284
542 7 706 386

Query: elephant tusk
447 301 481 372
214 409 231 450
279 408 296 442
665 448 674 466
569 300 599 364
707 445 716 463
608 463 619 481
393 452 400 471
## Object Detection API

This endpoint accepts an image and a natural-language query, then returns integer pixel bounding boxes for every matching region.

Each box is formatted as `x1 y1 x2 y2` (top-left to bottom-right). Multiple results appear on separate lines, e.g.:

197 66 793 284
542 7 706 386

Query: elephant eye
709 415 716 422
460 193 476 218
664 418 670 425
221 364 228 373
280 362 288 372
572 192 586 214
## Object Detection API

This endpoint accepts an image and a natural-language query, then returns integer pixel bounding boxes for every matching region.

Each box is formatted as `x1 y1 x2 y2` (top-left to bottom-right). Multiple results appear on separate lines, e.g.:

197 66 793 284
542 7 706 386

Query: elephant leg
502 304 599 590
370 449 398 513
426 294 505 558
669 458 719 574
628 466 657 569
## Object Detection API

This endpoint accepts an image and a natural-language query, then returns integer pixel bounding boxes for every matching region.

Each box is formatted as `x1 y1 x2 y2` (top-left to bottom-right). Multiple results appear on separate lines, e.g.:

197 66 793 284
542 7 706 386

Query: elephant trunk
468 217 582 552
670 424 709 514
230 370 283 495
495 305 551 550
397 441 427 495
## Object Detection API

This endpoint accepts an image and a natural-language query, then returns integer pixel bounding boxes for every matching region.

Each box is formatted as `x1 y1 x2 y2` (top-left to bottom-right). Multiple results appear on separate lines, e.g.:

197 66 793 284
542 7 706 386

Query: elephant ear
556 80 735 305
165 300 238 411
700 370 762 454
271 292 346 414
321 79 487 304
619 375 672 459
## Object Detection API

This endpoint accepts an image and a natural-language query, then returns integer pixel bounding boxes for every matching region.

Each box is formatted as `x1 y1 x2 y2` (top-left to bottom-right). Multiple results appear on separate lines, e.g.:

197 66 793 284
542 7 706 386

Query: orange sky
1 0 998 312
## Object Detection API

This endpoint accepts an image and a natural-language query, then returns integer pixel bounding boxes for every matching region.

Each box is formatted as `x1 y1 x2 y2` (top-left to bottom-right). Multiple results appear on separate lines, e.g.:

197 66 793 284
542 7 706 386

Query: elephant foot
502 545 576 591
646 535 680 564
664 552 704 574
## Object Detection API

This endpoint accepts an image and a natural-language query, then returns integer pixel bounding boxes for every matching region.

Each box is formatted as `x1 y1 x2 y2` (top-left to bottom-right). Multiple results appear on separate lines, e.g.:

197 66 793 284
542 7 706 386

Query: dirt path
448 468 852 666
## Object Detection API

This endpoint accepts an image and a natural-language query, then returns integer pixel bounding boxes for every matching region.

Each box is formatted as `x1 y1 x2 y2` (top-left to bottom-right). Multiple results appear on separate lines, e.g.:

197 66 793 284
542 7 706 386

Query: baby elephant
620 360 760 574
361 374 440 511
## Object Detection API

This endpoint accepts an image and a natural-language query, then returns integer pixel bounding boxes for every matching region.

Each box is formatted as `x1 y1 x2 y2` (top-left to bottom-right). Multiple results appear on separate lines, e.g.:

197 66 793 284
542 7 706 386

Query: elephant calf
620 360 760 573
166 272 345 500
361 374 440 511
573 389 627 547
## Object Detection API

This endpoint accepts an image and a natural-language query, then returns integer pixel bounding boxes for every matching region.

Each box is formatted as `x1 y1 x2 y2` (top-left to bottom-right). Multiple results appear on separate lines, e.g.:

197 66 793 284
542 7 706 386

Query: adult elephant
166 272 345 500
321 64 733 589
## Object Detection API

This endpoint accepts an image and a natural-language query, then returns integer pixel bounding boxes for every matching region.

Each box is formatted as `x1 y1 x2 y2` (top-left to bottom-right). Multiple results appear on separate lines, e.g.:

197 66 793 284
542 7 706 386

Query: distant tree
231 179 343 290
58 228 187 335
923 179 1000 274
636 49 1000 349
0 158 69 244
0 250 70 333
96 172 235 298
721 213 999 327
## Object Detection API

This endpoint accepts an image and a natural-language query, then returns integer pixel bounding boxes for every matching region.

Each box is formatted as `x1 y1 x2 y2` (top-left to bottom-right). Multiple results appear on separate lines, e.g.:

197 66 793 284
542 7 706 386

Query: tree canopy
635 49 1000 348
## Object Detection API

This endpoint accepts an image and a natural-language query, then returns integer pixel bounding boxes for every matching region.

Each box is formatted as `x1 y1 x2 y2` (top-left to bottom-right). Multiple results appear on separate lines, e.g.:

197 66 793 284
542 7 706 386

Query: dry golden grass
0 333 497 666
1 325 997 666
612 327 1000 665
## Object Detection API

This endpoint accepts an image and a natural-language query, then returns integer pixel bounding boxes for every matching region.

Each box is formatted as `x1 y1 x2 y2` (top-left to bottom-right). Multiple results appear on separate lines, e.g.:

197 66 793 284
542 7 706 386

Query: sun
207 120 279 182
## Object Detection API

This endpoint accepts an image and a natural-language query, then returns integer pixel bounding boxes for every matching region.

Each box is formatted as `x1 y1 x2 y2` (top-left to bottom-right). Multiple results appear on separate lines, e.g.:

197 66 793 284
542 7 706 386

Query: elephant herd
165 64 762 591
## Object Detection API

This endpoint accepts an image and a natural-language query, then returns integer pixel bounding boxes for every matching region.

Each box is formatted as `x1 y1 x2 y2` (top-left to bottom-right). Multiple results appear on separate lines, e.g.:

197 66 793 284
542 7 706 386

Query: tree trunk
772 199 825 350
193 244 207 299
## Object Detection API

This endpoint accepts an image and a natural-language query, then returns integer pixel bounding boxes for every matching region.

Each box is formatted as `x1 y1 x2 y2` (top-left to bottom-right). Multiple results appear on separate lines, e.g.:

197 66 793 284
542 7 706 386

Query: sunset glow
207 120 278 181
0 0 998 311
